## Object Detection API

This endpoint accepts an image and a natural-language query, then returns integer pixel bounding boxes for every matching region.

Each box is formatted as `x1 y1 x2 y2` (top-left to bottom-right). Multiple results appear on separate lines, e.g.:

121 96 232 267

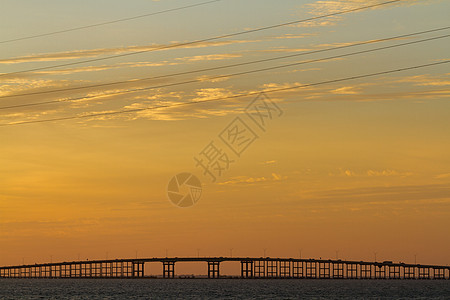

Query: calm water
0 279 449 299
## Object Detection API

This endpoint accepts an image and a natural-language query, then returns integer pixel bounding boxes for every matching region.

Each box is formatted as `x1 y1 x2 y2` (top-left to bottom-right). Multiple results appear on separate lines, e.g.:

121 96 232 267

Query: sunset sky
0 0 449 273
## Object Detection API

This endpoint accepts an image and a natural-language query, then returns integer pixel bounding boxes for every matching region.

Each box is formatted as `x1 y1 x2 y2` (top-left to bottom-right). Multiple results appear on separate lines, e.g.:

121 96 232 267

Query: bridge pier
404 266 415 279
254 260 266 278
433 268 445 280
61 265 69 278
163 261 175 278
375 264 386 279
389 265 400 279
293 261 304 278
241 260 253 278
280 261 291 278
360 264 372 279
75 263 81 277
346 263 358 279
333 262 344 279
267 260 278 278
306 261 317 278
133 262 144 278
91 263 99 277
319 262 331 278
419 267 430 279
104 262 111 277
207 261 220 278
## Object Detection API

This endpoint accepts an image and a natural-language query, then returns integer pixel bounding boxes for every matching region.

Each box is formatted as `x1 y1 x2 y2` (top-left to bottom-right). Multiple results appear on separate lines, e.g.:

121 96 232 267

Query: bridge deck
1 257 449 279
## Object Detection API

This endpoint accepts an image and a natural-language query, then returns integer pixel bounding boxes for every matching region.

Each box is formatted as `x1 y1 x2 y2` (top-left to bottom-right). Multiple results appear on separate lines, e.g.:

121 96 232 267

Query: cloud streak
0 40 257 65
296 0 429 28
218 173 287 185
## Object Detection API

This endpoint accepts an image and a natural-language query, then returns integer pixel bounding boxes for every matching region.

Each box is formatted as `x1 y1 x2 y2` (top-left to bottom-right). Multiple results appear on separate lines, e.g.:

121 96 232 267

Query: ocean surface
0 279 449 299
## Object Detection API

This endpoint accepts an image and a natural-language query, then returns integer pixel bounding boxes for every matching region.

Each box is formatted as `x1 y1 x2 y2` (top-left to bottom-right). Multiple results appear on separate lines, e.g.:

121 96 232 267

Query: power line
1 60 448 127
0 0 402 77
0 0 221 44
1 33 448 110
3 26 448 100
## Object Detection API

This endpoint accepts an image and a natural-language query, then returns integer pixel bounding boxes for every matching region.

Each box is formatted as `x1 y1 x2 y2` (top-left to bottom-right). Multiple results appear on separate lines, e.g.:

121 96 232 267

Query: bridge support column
44 265 51 278
106 262 112 278
333 262 344 279
75 263 81 277
433 268 445 279
112 262 120 278
54 265 61 278
254 260 266 278
293 261 304 278
133 262 144 278
360 264 372 279
207 261 220 278
266 260 278 278
241 260 253 278
419 267 430 279
64 264 69 278
375 265 386 279
163 261 175 278
319 262 331 278
306 261 317 278
404 266 415 279
389 265 400 279
280 261 291 278
346 263 357 279
81 263 86 277
117 262 123 278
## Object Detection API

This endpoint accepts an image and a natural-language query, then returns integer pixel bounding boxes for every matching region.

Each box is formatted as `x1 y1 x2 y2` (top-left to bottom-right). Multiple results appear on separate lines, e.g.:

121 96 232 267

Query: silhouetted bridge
1 257 449 279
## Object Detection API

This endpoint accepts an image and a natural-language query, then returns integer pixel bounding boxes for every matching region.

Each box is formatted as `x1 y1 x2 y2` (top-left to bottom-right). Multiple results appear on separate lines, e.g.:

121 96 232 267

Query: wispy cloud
435 173 450 179
331 86 361 94
1 52 242 79
309 183 450 204
0 40 257 65
0 31 319 67
176 53 242 62
2 69 449 126
273 33 318 39
329 168 414 177
295 0 427 28
0 78 73 97
397 74 450 86
218 173 287 185
33 61 181 75
287 183 450 211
